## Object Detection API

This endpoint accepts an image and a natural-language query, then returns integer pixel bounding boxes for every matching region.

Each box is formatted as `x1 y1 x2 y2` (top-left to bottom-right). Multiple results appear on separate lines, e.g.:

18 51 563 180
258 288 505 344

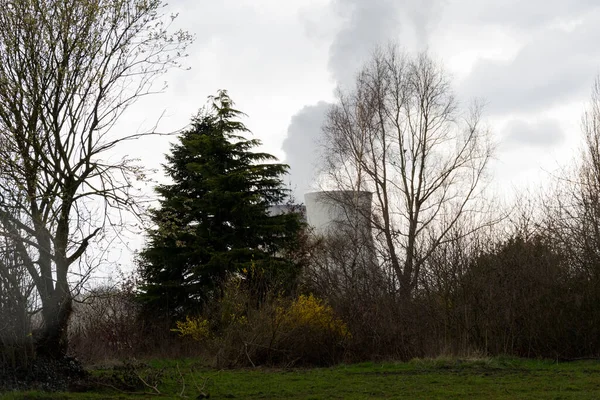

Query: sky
107 0 600 270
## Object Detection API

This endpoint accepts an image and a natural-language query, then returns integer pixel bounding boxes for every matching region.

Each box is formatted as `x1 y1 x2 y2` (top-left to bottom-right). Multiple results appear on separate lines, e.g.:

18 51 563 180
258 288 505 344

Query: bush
69 285 142 362
270 294 349 364
171 317 210 342
277 294 349 338
172 281 349 367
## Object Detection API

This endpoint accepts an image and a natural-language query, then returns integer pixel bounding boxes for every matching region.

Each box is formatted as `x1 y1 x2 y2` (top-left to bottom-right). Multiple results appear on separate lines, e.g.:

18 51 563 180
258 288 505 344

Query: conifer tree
138 91 303 318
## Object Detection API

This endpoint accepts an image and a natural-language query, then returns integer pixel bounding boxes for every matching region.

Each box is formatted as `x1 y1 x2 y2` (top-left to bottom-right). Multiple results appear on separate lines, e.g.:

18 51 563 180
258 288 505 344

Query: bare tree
321 45 493 299
575 77 600 270
0 0 192 359
544 77 600 278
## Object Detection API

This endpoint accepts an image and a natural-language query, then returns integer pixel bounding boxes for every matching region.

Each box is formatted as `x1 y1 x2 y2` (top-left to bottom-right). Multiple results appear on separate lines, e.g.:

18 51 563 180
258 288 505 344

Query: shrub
277 294 349 340
68 286 142 362
171 278 349 367
206 286 349 367
171 317 210 342
269 294 350 366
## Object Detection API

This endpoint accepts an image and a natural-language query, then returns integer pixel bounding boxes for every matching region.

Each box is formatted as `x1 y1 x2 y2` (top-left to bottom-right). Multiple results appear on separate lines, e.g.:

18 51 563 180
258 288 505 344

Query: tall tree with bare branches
575 77 600 268
0 0 192 359
543 77 600 289
321 45 493 299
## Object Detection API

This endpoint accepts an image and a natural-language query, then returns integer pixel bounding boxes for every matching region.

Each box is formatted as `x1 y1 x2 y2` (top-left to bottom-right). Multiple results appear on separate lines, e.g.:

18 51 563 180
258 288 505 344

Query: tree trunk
36 292 72 359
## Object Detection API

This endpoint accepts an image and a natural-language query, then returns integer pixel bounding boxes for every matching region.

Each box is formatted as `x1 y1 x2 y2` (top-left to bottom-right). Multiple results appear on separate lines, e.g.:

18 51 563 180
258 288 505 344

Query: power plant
304 191 375 265
304 191 373 237
269 190 374 254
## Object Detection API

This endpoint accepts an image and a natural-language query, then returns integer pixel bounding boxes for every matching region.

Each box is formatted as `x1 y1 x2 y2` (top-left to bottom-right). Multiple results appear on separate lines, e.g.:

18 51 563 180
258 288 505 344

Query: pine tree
138 91 303 318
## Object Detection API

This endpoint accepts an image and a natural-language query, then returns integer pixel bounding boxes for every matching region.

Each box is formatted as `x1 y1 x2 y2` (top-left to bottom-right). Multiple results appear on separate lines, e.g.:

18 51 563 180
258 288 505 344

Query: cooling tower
304 190 372 237
305 190 375 268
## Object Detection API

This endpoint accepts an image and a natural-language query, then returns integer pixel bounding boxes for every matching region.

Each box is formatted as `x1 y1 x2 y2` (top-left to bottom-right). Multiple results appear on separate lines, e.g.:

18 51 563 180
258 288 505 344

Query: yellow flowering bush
171 316 210 341
277 294 349 339
170 289 349 366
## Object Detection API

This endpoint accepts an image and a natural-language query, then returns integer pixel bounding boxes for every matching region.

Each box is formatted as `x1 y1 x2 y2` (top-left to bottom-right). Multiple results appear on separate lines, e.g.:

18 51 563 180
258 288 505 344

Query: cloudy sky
118 0 600 214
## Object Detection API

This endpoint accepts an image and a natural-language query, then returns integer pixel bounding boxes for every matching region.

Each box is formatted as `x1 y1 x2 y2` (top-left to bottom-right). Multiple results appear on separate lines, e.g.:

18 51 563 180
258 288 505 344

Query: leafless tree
69 283 141 362
574 77 600 270
543 77 600 278
321 45 493 299
0 0 192 359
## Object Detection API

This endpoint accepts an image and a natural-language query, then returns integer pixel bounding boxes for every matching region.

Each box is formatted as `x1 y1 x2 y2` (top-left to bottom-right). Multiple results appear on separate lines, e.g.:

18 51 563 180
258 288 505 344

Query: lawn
2 357 600 399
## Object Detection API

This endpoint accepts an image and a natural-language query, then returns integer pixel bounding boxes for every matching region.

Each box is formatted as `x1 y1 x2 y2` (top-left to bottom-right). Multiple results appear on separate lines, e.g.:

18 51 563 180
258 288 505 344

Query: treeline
1 2 600 372
68 56 600 366
308 213 600 361
67 195 600 365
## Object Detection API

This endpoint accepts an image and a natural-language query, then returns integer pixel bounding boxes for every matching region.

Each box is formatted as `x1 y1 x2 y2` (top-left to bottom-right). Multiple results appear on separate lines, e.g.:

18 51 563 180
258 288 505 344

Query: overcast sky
123 1 600 197
106 0 600 269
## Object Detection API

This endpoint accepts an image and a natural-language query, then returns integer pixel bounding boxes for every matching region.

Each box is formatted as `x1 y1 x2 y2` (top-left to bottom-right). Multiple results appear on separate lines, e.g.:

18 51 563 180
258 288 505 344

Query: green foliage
138 90 303 319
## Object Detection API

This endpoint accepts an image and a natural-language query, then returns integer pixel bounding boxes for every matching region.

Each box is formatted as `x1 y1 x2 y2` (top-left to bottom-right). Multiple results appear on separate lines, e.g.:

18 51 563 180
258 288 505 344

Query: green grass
3 357 600 399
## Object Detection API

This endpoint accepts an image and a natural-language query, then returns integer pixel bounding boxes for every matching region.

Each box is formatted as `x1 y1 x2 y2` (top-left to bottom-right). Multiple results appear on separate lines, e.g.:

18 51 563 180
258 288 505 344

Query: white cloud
501 119 566 150
102 0 600 261
459 13 600 115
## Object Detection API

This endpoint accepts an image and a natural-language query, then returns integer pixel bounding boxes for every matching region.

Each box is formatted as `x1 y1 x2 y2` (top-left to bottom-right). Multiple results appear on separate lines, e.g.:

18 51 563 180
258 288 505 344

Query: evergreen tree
138 91 303 318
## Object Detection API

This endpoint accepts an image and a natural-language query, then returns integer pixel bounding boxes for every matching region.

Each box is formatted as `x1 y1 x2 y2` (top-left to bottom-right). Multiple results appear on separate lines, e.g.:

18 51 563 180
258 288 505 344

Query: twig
176 362 186 398
135 370 161 395
190 369 210 398
243 341 256 368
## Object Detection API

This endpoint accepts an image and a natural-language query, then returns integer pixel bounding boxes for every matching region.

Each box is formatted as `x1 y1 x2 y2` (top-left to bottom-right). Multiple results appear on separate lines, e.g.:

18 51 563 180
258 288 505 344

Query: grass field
2 357 600 399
